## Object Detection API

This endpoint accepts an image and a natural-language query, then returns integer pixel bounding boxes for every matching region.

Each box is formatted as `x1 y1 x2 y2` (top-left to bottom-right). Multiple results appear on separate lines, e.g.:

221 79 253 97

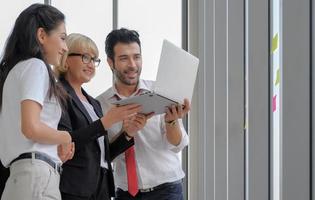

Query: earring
64 64 69 71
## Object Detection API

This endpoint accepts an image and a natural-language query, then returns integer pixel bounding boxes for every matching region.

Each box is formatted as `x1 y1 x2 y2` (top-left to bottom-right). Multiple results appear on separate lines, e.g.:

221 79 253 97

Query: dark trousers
61 168 110 200
115 181 183 200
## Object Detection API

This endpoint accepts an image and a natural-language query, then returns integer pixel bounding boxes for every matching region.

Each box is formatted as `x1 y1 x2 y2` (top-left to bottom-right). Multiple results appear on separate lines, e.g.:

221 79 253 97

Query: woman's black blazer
58 78 133 197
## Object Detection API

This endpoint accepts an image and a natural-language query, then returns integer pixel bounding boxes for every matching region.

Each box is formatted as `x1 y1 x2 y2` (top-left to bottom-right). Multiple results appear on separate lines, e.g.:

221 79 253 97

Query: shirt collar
106 79 151 101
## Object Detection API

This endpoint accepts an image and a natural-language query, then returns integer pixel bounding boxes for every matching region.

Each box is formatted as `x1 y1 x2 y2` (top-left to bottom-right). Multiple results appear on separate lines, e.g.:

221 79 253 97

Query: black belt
117 180 182 193
10 152 62 174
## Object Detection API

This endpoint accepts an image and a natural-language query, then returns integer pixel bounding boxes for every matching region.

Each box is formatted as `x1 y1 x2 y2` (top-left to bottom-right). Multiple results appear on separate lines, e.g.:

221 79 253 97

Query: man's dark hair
105 28 141 61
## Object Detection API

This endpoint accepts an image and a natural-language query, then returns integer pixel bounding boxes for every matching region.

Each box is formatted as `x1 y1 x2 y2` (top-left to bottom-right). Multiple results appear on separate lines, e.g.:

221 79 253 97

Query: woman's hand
123 113 154 137
101 104 142 129
58 142 75 163
164 99 190 123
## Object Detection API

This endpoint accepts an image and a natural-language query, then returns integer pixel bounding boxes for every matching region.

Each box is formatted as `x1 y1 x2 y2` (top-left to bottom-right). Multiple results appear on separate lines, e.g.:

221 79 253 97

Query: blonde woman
55 33 148 200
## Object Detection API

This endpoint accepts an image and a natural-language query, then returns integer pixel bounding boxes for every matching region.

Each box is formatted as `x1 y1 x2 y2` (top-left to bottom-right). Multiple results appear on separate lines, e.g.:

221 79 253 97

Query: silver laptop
113 39 199 115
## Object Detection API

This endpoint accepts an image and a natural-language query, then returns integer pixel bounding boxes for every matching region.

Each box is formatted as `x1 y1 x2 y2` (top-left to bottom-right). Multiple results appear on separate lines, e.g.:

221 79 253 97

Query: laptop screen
154 40 199 103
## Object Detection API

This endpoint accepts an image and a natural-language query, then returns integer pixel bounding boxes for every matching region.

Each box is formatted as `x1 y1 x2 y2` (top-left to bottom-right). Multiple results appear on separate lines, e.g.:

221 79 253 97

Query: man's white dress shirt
96 79 189 190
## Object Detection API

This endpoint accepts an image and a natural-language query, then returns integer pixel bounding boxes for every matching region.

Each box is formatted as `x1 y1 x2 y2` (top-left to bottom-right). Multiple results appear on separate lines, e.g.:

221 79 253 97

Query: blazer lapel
82 89 103 118
59 78 93 123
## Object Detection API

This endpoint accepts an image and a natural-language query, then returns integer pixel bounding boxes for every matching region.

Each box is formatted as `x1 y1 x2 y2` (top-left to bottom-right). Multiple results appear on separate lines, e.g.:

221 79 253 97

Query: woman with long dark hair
0 4 73 200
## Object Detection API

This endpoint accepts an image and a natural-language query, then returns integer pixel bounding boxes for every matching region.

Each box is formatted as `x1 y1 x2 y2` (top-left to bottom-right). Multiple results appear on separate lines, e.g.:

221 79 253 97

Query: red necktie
125 146 138 196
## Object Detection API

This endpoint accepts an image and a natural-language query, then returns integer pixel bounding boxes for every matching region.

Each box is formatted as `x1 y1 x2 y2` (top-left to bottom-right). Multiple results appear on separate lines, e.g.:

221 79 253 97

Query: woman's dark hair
0 3 67 110
105 28 141 62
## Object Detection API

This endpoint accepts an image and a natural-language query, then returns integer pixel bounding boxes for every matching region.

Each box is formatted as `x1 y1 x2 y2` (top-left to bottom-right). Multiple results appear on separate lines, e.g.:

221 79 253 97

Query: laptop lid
154 40 199 104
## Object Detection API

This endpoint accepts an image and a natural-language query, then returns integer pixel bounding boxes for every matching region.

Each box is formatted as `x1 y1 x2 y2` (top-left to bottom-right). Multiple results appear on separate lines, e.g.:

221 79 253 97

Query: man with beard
97 28 190 200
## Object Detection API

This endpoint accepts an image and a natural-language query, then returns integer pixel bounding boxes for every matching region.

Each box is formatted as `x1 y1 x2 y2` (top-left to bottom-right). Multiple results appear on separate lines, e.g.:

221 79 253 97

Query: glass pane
117 0 184 171
118 0 182 80
0 1 43 57
271 0 281 199
52 0 113 97
117 0 185 197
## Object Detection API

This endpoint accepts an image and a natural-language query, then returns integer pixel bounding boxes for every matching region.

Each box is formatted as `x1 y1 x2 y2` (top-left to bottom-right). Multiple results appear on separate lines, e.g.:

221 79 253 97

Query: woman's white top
0 58 62 167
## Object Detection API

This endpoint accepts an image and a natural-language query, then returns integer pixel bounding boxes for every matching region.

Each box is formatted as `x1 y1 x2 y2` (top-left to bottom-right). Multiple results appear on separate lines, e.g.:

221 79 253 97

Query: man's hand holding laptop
121 98 190 139
164 99 190 126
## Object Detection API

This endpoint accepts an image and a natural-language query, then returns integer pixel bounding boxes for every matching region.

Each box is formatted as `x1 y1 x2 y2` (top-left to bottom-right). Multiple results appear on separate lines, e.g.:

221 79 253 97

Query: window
0 1 43 57
271 0 281 199
52 0 113 97
117 0 182 81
